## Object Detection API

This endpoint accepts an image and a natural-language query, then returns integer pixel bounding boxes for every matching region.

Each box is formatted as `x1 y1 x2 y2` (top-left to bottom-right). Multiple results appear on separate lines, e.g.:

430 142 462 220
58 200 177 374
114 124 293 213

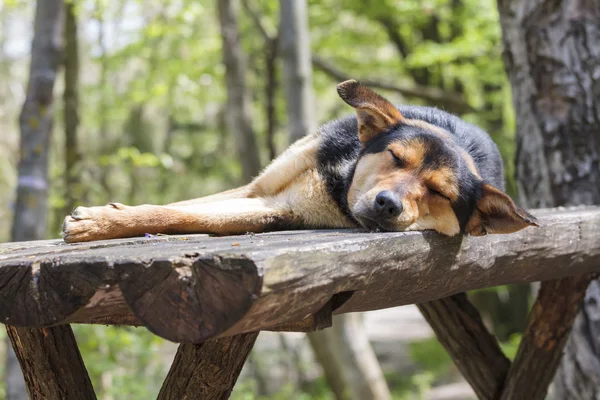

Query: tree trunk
498 0 600 397
217 0 262 183
279 0 317 143
63 0 81 215
308 314 391 400
11 2 63 242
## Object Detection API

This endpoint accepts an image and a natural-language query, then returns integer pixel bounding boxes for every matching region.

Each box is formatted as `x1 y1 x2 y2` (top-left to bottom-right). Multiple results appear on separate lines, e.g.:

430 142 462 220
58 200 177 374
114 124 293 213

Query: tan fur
466 184 539 236
348 147 461 234
403 119 453 141
337 80 403 144
388 141 426 170
406 193 460 236
422 168 459 201
62 133 352 243
250 133 319 197
269 169 355 229
459 149 481 179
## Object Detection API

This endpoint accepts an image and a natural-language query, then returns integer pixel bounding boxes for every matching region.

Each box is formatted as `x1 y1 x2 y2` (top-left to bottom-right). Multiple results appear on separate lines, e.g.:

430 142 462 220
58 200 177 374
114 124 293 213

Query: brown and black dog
62 80 538 243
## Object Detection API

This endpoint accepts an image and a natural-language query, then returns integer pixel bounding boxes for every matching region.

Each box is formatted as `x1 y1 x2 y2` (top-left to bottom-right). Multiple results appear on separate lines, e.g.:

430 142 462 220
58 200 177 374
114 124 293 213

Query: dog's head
338 80 538 236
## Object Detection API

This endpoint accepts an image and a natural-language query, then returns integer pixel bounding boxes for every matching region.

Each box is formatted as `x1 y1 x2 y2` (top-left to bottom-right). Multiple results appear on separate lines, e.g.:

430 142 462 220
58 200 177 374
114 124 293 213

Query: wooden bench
2 206 599 399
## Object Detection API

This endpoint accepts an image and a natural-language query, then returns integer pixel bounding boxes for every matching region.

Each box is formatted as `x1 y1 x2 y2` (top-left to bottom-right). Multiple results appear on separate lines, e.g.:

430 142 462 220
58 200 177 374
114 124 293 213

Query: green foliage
73 325 169 398
0 0 521 397
500 333 522 360
232 378 334 400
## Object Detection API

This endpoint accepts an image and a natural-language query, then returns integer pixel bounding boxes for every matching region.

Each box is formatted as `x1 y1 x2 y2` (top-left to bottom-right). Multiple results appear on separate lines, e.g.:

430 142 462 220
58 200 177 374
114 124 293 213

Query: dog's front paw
62 203 127 243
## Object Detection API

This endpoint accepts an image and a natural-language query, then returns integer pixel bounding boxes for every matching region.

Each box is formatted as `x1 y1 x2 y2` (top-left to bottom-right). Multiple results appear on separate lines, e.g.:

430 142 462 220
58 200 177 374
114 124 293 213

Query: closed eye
428 188 451 201
388 149 404 168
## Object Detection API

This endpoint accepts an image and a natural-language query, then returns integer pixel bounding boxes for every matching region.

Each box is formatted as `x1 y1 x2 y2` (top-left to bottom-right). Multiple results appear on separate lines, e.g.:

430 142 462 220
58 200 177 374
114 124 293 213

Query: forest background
0 0 541 398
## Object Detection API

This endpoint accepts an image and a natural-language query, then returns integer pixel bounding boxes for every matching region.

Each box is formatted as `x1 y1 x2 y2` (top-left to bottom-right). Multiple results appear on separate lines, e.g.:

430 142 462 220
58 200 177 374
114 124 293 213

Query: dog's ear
466 183 540 236
337 80 403 144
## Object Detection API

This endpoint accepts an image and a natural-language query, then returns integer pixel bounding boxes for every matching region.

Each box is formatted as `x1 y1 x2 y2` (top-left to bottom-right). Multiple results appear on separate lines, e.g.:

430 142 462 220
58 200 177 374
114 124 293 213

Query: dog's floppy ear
337 80 403 144
466 183 540 236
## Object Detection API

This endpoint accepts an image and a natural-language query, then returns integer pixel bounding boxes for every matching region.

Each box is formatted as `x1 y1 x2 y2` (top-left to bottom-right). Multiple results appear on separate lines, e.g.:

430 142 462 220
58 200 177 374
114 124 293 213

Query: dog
62 80 538 243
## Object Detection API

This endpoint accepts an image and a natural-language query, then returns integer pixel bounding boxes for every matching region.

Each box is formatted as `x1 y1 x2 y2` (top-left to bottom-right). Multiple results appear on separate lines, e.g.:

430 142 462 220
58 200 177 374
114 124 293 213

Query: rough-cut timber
157 332 259 400
499 274 596 400
1 207 599 343
6 325 96 400
418 294 510 400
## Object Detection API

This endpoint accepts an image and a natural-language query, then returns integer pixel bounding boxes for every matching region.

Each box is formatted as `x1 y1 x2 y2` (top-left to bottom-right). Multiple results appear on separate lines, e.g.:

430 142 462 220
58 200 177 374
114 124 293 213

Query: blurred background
0 0 529 398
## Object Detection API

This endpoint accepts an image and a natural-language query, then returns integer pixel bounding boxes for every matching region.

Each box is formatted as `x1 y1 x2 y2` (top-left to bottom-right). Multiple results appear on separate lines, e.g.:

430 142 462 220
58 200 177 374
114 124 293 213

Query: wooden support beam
0 207 599 343
157 332 259 400
6 325 96 399
417 294 510 400
498 274 595 400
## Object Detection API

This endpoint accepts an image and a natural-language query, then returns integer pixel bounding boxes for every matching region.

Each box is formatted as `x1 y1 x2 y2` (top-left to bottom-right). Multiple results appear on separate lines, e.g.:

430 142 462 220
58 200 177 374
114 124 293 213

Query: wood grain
0 207 599 343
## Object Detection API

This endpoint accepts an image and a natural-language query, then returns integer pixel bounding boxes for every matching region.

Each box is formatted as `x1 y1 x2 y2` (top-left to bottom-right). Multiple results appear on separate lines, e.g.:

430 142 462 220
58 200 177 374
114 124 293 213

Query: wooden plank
498 274 596 400
6 325 96 399
417 294 510 400
157 332 259 400
0 207 599 343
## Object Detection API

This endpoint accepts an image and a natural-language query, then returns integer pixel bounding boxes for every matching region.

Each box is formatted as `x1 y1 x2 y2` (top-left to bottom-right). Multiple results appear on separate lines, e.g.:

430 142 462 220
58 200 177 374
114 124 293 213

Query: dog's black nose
374 191 403 217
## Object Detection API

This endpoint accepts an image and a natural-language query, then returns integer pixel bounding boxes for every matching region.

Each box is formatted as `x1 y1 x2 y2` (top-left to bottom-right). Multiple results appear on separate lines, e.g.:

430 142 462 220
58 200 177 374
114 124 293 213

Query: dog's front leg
62 198 296 243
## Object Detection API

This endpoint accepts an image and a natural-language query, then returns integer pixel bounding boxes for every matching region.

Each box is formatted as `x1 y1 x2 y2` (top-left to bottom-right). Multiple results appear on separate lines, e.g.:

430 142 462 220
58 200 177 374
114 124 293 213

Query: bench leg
6 325 96 400
157 332 259 400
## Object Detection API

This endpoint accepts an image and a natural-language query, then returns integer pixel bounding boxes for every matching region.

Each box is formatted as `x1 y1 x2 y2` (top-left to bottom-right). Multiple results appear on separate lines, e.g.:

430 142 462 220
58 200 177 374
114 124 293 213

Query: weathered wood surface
157 332 259 400
6 325 97 400
418 294 510 400
1 206 599 343
498 274 596 400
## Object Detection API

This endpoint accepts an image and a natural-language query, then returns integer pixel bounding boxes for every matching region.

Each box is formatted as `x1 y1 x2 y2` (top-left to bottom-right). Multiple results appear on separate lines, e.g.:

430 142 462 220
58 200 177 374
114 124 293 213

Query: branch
498 274 596 400
311 55 475 114
241 0 276 43
418 294 510 400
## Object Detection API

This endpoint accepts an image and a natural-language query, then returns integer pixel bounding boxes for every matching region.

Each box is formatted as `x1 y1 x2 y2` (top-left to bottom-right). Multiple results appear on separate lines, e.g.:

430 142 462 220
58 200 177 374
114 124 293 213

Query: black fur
316 105 504 230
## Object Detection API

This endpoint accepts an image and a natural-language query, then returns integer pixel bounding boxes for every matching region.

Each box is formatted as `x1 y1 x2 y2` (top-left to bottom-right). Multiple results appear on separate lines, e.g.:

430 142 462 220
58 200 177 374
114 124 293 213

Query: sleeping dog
62 80 538 243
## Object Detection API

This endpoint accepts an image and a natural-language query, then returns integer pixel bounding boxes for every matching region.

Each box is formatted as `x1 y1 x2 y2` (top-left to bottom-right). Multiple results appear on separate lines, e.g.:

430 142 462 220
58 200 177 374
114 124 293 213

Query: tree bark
11 0 63 242
308 314 391 400
498 0 600 397
63 0 81 215
279 0 317 143
157 332 258 400
241 0 279 160
417 294 510 400
6 325 96 400
499 274 596 400
217 0 262 183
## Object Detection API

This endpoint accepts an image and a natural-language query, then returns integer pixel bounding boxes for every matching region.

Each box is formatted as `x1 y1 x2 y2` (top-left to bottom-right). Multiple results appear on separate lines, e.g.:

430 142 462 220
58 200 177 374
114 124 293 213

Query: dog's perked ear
337 80 404 144
466 183 540 236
